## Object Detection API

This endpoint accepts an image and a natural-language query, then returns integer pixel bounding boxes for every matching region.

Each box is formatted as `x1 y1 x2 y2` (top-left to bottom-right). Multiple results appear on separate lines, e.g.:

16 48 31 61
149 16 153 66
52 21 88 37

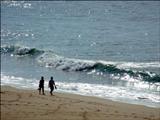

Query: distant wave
1 45 44 56
2 1 32 9
1 45 160 83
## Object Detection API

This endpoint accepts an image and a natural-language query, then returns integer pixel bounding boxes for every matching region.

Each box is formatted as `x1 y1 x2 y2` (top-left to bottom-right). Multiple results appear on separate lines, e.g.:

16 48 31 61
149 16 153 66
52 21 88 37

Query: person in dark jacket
38 76 45 95
48 76 56 95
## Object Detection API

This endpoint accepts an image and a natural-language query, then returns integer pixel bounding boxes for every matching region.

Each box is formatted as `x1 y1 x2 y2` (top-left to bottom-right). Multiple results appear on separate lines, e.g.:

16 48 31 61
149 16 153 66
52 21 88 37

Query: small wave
1 73 38 89
1 45 44 56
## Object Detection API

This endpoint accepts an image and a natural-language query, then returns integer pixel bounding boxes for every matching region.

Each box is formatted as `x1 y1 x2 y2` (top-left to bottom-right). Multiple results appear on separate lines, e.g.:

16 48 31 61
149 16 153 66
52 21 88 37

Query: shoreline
1 85 160 120
1 84 159 108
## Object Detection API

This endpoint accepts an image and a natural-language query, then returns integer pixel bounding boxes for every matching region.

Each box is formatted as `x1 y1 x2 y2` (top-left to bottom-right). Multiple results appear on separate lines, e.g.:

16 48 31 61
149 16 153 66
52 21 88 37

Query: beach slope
1 86 160 120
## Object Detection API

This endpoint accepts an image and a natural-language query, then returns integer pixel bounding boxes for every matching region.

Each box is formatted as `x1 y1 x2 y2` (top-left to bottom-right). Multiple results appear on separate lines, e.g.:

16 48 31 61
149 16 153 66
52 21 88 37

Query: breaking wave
37 51 160 83
1 45 160 83
1 45 44 56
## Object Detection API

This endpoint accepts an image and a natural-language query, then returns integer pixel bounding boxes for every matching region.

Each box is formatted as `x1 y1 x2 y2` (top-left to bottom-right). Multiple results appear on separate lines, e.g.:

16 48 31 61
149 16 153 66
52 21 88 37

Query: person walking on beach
48 76 56 95
38 76 45 95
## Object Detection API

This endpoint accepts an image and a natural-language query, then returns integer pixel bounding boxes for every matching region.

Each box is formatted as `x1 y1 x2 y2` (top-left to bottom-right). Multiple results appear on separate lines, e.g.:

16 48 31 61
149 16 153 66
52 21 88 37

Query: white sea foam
3 1 32 9
36 52 160 76
110 73 160 92
1 45 160 84
37 52 95 71
98 60 160 68
1 73 160 108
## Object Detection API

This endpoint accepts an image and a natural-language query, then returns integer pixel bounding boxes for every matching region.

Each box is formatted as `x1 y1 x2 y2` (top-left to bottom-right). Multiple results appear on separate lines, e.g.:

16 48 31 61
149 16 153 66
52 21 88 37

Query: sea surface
1 1 160 108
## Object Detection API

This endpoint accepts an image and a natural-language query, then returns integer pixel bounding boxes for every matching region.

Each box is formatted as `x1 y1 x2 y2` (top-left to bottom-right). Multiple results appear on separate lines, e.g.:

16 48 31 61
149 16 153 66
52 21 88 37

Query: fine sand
1 86 160 120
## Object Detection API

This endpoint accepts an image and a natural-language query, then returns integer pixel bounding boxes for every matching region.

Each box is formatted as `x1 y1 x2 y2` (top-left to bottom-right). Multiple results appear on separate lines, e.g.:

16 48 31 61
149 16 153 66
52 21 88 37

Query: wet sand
1 86 160 120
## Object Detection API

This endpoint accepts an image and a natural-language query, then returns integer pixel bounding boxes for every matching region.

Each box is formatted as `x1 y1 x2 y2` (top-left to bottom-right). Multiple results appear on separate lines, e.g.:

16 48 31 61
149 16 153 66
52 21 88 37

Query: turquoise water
1 1 160 107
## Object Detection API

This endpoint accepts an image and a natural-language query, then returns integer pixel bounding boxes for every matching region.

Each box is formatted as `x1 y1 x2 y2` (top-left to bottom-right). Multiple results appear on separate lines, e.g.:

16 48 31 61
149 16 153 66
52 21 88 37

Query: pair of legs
39 86 45 95
50 86 54 95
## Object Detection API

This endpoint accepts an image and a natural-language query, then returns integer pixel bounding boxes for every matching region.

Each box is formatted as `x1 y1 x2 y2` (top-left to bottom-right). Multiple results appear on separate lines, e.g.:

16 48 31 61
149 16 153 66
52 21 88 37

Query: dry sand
1 86 160 120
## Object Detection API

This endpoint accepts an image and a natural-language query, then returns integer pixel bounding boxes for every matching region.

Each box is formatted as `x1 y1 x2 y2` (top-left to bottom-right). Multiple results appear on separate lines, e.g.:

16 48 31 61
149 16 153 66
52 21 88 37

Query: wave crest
1 45 43 56
37 52 160 83
1 45 160 83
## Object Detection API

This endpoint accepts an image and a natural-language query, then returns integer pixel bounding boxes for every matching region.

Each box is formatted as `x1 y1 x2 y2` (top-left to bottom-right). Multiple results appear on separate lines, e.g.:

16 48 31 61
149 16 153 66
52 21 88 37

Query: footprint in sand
96 109 101 112
82 111 88 120
143 117 150 120
29 94 33 97
134 116 138 118
114 110 118 113
27 102 31 104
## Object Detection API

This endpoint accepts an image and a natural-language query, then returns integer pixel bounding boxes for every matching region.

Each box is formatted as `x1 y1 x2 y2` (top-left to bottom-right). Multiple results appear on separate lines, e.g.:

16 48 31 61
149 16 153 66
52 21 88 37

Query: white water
1 73 160 108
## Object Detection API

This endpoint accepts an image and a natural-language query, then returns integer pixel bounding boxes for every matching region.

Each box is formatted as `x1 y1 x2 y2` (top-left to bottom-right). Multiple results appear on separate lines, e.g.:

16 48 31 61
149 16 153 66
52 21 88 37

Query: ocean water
1 1 160 107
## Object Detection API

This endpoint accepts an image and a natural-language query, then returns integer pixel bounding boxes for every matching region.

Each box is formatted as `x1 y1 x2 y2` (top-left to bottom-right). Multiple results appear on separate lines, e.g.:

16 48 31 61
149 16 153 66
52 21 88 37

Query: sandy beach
1 86 160 120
